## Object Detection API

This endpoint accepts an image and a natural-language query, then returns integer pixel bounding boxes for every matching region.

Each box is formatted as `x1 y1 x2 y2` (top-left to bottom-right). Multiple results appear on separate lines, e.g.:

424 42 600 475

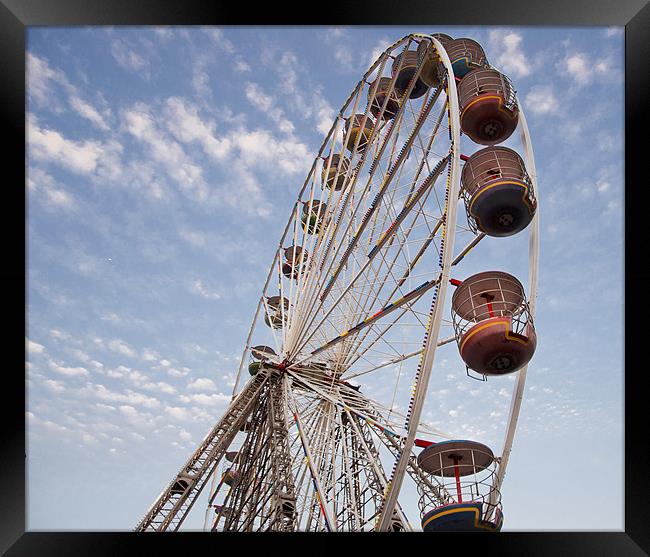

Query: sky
26 26 624 531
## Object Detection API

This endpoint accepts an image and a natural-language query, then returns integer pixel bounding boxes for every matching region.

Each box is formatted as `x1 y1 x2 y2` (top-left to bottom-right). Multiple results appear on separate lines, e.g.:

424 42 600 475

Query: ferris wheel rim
373 33 462 531
489 102 540 498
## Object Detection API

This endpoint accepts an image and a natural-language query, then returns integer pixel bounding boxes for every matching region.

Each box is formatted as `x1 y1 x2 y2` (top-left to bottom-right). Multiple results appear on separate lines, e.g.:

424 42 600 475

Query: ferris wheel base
421 502 503 532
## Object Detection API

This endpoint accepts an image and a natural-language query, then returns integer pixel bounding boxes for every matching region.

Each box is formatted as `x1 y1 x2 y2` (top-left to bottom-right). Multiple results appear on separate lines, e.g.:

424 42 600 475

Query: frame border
4 0 647 554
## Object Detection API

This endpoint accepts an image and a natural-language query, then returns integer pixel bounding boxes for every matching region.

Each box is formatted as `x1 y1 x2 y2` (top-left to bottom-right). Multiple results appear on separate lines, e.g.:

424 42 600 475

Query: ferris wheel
135 32 539 533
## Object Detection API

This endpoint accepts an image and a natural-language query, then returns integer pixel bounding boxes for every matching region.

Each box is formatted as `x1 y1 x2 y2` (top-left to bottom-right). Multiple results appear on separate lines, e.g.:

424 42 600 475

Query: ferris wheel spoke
344 348 423 380
316 104 397 260
285 367 449 446
289 372 452 450
450 231 487 266
288 389 339 531
395 219 444 289
338 293 430 370
295 278 440 362
368 154 450 260
303 169 390 319
332 309 416 372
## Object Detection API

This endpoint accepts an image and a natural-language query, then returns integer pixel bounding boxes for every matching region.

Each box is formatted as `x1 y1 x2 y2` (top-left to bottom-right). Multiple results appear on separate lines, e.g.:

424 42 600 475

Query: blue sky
26 26 624 531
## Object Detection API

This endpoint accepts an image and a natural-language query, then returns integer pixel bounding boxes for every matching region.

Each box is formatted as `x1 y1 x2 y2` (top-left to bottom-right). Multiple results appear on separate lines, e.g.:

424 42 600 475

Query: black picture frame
3 0 647 554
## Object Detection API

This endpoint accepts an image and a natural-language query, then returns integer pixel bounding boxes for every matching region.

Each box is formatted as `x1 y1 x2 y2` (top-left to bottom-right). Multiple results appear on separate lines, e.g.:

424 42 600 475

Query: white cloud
141 348 159 362
111 39 150 77
311 92 335 136
28 52 112 130
184 343 208 356
234 129 311 175
489 30 531 78
81 432 100 446
69 96 110 131
107 339 138 359
127 370 149 384
27 338 46 355
524 85 559 115
106 365 129 379
187 377 217 391
596 178 610 193
83 383 161 408
179 229 206 247
100 312 122 324
202 28 235 54
366 37 392 69
142 381 177 395
28 115 105 174
120 159 166 200
123 103 208 200
605 27 623 38
49 329 71 341
234 58 251 73
164 97 232 161
49 360 90 377
165 406 191 421
245 82 295 134
44 185 75 208
154 28 174 42
118 405 158 429
119 405 140 419
121 96 307 216
192 63 211 99
260 46 336 137
178 393 230 406
320 28 359 73
189 279 221 300
65 347 88 362
603 199 620 217
167 367 190 378
27 52 65 108
43 379 66 393
564 53 592 86
93 337 106 350
33 416 69 435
